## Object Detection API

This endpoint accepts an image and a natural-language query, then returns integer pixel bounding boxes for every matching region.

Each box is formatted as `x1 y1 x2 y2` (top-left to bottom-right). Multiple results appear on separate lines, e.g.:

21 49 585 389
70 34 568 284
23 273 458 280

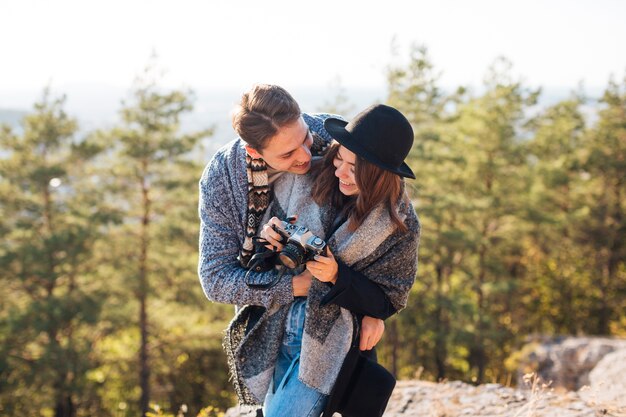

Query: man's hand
260 217 286 251
360 316 384 351
293 269 313 297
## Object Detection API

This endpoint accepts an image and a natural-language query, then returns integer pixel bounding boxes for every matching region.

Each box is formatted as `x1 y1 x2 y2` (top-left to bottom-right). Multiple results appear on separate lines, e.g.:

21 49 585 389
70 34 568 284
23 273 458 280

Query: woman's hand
306 247 339 284
259 216 286 251
360 316 384 351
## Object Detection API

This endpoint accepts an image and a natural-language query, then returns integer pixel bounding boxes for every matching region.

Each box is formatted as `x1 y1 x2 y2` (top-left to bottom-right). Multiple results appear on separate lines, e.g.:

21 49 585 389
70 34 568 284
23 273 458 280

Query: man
197 84 388 410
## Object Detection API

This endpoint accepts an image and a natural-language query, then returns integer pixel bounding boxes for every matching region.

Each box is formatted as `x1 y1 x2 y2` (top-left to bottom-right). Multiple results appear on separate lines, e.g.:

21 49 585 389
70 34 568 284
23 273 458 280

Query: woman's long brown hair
311 143 408 233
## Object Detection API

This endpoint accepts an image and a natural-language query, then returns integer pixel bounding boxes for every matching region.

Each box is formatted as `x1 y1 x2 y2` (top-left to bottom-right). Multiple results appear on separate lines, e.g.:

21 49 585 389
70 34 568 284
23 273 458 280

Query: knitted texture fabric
198 113 337 311
198 114 338 404
239 131 331 268
224 172 420 404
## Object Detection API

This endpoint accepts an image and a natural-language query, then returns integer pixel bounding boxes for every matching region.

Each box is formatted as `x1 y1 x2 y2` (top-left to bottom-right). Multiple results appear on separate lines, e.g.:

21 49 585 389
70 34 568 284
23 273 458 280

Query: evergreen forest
1 48 625 417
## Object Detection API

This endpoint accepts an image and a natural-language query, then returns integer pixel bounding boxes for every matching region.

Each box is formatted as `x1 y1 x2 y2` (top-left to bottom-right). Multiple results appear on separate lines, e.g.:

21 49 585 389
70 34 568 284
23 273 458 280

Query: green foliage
380 47 626 385
0 74 232 417
84 63 227 417
577 76 626 334
0 88 112 416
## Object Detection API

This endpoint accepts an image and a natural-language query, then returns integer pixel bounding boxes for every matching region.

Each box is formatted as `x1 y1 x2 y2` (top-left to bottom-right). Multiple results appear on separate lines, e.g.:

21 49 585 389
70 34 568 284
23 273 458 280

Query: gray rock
225 379 620 416
517 337 626 390
223 405 259 417
579 348 626 411
384 380 599 417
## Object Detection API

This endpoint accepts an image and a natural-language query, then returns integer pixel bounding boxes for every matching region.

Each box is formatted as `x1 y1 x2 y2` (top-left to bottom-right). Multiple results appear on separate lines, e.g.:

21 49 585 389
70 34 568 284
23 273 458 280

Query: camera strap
244 237 286 289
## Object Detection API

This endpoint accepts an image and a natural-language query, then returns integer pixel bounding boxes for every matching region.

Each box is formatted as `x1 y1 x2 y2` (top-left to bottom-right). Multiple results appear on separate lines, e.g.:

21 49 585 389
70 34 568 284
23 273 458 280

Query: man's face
246 117 314 174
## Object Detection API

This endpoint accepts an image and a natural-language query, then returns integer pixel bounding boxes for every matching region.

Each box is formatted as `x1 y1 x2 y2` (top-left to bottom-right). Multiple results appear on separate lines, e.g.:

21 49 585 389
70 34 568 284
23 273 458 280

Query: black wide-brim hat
324 104 416 179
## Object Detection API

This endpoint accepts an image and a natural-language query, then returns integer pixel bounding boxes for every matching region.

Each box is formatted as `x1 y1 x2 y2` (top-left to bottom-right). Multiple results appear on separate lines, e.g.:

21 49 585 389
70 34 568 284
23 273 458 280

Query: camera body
275 221 327 270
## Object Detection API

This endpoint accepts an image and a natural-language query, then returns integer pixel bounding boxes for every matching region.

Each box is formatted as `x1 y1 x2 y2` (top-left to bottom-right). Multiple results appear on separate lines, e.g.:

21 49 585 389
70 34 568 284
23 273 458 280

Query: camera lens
278 243 306 269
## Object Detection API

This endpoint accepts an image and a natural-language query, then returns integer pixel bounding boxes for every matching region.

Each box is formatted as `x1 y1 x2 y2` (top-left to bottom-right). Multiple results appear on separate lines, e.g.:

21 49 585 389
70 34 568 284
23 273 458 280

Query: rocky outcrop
225 337 626 416
224 406 260 417
384 380 604 417
579 348 626 411
225 378 625 416
517 337 626 391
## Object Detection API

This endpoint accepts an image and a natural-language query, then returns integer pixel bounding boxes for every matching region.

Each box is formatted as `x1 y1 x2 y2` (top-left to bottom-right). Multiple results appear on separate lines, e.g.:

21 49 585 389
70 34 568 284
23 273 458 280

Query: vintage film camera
245 219 327 289
273 220 327 269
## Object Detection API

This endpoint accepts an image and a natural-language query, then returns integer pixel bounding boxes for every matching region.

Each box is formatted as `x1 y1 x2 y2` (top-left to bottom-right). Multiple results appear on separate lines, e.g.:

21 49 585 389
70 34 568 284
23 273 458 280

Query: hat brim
324 117 416 179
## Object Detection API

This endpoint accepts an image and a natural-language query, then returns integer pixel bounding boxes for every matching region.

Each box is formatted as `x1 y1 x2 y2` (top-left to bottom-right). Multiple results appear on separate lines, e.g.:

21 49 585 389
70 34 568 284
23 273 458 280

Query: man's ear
244 145 263 159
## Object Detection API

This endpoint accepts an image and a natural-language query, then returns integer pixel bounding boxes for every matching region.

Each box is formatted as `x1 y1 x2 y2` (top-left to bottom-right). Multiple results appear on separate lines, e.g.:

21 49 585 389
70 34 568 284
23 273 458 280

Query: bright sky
2 0 625 96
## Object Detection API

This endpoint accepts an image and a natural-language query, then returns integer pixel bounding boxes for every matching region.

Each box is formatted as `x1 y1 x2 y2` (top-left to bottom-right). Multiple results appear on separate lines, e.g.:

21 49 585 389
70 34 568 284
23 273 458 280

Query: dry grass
511 372 626 417
513 373 553 417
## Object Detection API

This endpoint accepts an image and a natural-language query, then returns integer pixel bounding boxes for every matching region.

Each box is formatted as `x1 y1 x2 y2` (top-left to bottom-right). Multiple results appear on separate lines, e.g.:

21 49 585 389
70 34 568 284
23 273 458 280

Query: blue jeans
263 298 328 417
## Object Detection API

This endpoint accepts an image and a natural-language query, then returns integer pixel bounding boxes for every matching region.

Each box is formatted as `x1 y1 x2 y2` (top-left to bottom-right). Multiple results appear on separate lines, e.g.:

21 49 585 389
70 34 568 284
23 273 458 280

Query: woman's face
333 146 359 196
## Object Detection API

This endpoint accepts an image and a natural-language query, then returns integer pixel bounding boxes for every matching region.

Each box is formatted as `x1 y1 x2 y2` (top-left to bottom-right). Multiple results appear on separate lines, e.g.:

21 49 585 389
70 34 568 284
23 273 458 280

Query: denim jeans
263 298 328 417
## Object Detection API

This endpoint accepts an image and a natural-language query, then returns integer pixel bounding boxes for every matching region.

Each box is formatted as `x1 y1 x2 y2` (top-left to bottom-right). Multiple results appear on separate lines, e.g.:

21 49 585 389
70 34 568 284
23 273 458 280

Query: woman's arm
305 249 397 319
307 221 420 319
320 261 397 319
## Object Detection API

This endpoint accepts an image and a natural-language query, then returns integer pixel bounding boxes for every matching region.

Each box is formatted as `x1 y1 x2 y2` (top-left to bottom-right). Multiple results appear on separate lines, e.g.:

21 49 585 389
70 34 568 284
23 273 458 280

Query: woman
227 104 420 417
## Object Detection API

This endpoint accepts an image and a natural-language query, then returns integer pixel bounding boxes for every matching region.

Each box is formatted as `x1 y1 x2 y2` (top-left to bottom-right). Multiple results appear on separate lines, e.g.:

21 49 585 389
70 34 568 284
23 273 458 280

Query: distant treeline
0 109 28 128
1 48 625 417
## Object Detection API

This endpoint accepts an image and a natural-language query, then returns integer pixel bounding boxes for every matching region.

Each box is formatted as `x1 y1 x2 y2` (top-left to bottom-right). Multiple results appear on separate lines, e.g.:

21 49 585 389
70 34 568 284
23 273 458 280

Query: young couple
198 84 420 417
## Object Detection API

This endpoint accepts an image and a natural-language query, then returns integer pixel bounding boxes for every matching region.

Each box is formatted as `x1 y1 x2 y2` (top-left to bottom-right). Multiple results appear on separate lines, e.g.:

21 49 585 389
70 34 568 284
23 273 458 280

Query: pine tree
384 44 465 380
578 76 626 334
449 58 539 383
90 65 215 416
522 92 591 335
0 89 116 417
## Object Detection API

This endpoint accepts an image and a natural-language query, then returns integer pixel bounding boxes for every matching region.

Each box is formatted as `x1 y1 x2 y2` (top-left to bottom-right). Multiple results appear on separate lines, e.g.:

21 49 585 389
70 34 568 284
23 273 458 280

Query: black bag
322 318 396 417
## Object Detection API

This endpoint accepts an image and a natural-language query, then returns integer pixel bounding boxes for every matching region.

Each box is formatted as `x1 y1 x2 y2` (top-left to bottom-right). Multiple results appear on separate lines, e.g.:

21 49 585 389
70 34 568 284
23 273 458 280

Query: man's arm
302 113 344 146
198 161 295 309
